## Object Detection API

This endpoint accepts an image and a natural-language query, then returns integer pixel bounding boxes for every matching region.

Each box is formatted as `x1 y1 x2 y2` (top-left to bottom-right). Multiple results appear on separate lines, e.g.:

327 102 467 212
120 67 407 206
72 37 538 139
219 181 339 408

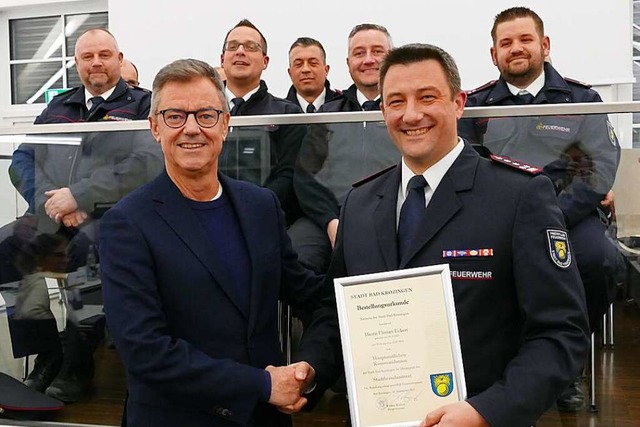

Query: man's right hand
265 363 311 412
326 219 339 248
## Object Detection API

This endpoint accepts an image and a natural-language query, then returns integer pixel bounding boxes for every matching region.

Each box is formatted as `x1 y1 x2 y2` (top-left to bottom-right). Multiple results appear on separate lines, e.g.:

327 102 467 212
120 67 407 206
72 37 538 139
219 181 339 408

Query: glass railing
0 102 639 426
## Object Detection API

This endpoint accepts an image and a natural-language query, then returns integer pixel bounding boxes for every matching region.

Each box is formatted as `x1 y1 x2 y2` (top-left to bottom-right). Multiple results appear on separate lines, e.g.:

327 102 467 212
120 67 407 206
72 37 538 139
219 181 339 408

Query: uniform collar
400 137 464 200
487 62 572 104
356 89 380 107
225 84 260 111
506 70 545 97
84 85 117 110
296 89 326 112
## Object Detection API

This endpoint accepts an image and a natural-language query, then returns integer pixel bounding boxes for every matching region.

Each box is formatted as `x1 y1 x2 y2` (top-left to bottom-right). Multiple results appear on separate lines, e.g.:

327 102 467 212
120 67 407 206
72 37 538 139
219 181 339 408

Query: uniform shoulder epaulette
352 164 397 188
53 87 79 101
132 86 152 94
466 80 498 96
564 77 591 89
489 154 542 175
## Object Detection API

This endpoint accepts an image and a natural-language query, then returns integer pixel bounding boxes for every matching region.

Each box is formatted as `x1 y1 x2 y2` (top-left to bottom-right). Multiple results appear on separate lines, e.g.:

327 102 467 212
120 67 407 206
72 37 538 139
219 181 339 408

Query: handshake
266 361 316 414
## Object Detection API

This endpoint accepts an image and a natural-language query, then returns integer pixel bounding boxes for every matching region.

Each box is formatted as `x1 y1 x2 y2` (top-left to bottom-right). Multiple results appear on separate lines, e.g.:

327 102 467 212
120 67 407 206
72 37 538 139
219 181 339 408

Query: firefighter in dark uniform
329 43 589 427
6 28 162 404
218 19 305 226
285 37 341 113
457 7 622 412
291 24 399 275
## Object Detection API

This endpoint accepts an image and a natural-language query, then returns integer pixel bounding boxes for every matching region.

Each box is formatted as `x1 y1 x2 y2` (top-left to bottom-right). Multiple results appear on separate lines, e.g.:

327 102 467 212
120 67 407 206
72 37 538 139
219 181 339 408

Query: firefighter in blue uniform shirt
457 7 621 412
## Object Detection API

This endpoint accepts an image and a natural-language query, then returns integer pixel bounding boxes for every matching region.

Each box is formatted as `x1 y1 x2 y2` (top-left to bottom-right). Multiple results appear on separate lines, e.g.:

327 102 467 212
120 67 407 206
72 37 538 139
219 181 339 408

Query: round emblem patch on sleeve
546 229 571 269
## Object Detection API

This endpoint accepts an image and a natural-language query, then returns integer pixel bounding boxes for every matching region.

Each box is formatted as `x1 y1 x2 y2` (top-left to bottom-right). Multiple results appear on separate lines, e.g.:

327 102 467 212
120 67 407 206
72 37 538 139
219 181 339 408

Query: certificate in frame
334 264 466 427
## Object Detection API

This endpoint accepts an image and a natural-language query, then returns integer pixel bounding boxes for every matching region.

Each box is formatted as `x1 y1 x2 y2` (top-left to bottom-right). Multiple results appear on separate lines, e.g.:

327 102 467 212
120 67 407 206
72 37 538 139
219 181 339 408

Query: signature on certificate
376 388 423 410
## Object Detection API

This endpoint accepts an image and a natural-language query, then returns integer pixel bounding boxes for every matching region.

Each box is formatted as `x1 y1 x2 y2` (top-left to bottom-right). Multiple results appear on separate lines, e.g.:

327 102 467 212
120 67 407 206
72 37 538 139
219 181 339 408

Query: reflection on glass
459 112 625 330
459 113 619 215
297 121 399 202
0 128 164 409
220 123 307 225
0 110 636 425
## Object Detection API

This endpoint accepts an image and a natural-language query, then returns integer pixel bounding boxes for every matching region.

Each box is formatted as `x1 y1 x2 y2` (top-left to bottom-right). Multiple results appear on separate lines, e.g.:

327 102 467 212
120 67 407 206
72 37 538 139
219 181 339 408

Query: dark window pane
65 13 109 57
9 12 107 105
11 62 65 104
10 16 63 60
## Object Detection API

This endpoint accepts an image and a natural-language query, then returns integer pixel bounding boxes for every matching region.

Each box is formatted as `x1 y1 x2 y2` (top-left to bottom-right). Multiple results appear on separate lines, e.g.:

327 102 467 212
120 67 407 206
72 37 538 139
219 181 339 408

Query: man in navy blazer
100 59 337 427
330 44 589 427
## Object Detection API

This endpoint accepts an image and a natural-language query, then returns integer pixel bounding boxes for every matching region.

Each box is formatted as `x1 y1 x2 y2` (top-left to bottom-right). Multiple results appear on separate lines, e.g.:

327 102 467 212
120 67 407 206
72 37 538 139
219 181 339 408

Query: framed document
334 264 466 427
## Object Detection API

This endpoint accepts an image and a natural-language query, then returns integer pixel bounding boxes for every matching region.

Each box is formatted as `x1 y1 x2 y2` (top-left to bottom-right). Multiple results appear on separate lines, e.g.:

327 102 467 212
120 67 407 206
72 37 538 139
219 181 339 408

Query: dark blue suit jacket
329 143 589 427
100 171 336 427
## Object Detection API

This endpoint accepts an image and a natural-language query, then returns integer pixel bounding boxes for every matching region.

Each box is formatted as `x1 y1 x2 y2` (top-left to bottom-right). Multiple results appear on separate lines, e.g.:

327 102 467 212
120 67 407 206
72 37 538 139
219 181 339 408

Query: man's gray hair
150 59 227 115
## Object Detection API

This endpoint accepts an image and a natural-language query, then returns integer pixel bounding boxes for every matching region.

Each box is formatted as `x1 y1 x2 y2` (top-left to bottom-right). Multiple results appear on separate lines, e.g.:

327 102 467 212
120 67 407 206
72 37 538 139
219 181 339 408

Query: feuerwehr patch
546 229 571 269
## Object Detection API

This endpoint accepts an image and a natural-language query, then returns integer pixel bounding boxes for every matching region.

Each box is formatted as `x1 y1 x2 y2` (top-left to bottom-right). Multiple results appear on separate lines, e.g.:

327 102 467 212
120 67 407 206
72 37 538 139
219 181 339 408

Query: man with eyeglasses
100 59 338 427
219 19 305 226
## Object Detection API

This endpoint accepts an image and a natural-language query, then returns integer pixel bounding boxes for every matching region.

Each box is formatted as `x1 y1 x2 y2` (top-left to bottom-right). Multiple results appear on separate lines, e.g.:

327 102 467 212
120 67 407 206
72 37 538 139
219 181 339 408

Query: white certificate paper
334 264 466 427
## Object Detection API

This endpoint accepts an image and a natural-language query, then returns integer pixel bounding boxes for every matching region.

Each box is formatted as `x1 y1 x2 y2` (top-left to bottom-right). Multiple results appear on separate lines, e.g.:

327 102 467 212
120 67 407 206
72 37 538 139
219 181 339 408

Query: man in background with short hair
285 37 340 113
457 7 622 411
7 28 162 403
219 19 305 225
291 23 399 274
121 59 140 88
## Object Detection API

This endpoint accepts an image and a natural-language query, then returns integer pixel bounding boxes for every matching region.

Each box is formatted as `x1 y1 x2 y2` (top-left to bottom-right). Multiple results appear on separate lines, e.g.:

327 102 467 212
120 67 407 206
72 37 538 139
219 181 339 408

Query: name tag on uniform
450 270 493 280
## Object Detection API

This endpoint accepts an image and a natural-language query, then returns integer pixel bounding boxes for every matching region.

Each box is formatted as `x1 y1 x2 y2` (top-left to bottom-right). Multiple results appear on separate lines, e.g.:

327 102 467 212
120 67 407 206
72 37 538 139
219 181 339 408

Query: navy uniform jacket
330 143 589 427
100 171 338 427
458 62 620 227
294 84 398 230
317 83 373 113
9 78 162 219
33 78 150 124
219 80 305 225
285 80 341 110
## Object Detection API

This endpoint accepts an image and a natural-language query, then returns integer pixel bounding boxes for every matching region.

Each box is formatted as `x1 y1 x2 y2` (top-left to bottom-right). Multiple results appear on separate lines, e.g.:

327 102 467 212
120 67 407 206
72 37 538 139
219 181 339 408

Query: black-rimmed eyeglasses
224 40 264 53
156 108 224 128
